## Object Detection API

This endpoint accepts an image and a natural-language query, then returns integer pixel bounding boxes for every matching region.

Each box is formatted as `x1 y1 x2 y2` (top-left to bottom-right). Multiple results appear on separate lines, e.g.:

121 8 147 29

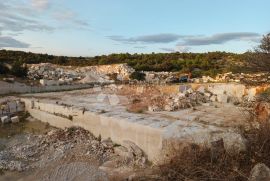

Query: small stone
122 140 143 158
148 105 161 112
1 116 10 124
249 163 270 181
11 116 20 123
197 86 205 93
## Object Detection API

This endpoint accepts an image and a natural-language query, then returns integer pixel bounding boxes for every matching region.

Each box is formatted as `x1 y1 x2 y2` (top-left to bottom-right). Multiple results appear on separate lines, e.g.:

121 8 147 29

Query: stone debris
192 72 270 85
1 116 10 124
0 126 147 173
249 163 270 181
27 63 83 81
143 71 179 84
115 140 147 166
149 91 209 112
0 98 25 117
11 116 20 123
0 98 25 124
27 63 135 85
39 162 109 181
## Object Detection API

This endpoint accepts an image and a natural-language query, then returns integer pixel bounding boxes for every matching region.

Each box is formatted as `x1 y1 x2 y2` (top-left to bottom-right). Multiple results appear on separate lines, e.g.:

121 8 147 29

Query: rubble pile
89 63 135 81
0 126 146 172
79 63 134 83
27 63 135 85
27 63 83 83
149 91 210 112
192 72 270 84
144 71 178 83
0 98 24 124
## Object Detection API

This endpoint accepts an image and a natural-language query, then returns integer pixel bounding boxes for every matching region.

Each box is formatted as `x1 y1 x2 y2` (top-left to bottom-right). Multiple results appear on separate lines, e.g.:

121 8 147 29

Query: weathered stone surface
249 163 270 181
39 162 109 181
1 116 10 124
217 94 228 103
122 140 144 158
114 146 134 160
148 105 162 112
11 116 19 123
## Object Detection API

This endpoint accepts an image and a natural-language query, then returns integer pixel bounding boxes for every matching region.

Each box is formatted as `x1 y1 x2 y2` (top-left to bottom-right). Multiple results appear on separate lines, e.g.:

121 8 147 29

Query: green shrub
0 63 9 74
130 71 146 81
10 61 28 77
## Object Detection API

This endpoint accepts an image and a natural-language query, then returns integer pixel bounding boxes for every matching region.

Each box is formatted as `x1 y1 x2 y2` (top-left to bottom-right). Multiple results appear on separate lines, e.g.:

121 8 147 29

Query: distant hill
0 49 247 77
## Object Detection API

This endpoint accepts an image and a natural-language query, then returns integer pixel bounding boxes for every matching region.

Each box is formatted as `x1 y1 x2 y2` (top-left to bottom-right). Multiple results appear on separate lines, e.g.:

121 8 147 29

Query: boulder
114 146 133 160
148 105 162 112
1 116 10 124
11 116 19 123
164 104 175 112
197 86 205 93
217 94 228 103
249 163 270 181
186 88 194 94
210 95 217 102
122 140 144 158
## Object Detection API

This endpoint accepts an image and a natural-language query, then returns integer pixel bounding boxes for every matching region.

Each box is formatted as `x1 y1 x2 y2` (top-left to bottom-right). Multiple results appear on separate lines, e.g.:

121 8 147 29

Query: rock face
149 90 209 112
28 63 135 84
192 72 270 84
249 163 270 181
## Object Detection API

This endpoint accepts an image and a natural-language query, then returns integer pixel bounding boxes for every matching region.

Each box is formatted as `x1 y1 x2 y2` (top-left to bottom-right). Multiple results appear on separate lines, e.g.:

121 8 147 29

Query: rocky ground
0 118 150 181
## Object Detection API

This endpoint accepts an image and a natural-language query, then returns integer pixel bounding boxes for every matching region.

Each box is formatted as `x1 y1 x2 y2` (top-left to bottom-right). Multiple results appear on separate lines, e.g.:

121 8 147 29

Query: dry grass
157 122 270 181
157 92 270 181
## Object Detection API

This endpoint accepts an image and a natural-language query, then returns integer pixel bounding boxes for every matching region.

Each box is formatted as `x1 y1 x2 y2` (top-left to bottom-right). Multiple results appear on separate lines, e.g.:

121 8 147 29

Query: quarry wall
146 83 269 101
22 98 164 162
0 81 94 95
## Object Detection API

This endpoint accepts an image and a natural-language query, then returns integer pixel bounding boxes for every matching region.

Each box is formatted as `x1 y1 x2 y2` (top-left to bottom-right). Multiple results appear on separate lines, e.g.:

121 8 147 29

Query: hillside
0 50 247 77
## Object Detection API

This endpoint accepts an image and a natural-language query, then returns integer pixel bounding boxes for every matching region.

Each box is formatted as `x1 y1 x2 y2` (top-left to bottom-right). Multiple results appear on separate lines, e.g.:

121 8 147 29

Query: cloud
0 36 29 48
31 0 50 10
134 46 147 49
160 45 190 53
0 12 54 32
160 48 176 52
108 33 181 44
0 1 54 33
109 32 261 47
178 32 260 46
53 10 90 28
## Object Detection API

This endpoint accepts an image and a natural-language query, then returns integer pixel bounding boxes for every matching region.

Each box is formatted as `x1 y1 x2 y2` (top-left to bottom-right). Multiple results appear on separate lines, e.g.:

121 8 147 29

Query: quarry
0 1 269 179
1 63 270 180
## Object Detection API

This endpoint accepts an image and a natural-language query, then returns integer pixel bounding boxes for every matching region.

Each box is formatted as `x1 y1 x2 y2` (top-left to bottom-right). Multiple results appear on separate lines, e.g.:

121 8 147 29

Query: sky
0 0 269 56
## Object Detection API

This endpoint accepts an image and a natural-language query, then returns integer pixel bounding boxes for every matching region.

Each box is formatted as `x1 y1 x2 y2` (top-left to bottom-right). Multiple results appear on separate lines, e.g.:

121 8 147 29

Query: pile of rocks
0 126 147 172
1 115 20 124
192 72 270 84
149 91 209 112
28 63 83 80
144 71 179 84
28 63 135 84
0 98 24 124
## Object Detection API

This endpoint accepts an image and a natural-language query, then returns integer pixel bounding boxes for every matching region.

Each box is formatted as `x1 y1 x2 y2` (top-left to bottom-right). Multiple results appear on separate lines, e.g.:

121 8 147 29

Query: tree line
0 33 269 78
0 50 244 77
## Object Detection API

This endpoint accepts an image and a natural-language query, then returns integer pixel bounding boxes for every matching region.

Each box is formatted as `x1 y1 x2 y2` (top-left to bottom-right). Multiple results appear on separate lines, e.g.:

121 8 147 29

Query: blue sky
0 0 269 56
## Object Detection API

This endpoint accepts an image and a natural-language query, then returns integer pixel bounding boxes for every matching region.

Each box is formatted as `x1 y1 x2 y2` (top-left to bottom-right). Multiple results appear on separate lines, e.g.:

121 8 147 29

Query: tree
259 33 270 53
10 61 28 77
130 71 146 81
245 34 270 71
0 62 9 74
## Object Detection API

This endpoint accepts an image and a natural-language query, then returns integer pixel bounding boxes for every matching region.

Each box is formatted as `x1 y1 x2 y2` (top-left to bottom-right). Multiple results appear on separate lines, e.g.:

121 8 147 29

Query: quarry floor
20 85 248 158
0 84 252 180
21 86 246 130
